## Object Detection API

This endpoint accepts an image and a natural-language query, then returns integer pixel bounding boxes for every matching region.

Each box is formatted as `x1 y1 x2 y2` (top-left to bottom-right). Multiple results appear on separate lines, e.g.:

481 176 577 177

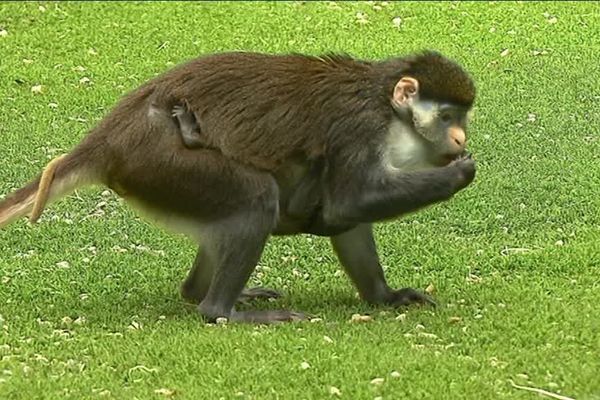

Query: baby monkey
172 100 204 148
171 102 323 225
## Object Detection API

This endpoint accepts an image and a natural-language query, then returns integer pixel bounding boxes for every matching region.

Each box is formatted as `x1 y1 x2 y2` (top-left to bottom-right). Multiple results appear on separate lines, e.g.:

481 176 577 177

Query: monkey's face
391 76 471 167
411 101 470 166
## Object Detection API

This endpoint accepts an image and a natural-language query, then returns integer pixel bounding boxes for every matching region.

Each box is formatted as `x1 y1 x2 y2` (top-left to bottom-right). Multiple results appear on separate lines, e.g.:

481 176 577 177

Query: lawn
0 1 599 399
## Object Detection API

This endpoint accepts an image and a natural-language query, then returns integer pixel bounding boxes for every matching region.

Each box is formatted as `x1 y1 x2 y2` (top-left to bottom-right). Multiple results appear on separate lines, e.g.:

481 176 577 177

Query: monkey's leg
198 220 303 323
115 145 301 322
181 246 281 304
331 223 434 307
196 213 305 323
180 246 213 303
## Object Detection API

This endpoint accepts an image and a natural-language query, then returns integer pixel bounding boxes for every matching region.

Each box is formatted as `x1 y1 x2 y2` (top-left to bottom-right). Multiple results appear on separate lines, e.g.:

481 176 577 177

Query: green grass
0 1 599 399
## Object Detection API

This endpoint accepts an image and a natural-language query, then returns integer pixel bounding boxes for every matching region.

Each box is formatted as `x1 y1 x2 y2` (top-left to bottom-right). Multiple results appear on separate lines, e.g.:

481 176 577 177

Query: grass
0 1 599 399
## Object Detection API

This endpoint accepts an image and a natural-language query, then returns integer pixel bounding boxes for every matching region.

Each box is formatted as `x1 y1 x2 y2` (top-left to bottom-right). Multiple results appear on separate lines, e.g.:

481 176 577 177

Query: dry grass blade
509 380 574 400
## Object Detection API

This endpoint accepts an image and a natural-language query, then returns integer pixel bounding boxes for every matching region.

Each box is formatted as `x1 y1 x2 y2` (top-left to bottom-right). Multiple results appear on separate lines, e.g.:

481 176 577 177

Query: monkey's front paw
451 155 476 191
387 288 436 307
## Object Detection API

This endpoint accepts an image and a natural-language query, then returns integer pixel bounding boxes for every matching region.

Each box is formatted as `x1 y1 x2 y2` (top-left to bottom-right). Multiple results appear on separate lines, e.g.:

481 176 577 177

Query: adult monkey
0 51 476 323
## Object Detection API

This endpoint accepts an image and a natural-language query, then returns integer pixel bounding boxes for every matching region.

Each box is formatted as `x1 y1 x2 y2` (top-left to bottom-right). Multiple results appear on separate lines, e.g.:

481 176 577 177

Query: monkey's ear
393 77 419 106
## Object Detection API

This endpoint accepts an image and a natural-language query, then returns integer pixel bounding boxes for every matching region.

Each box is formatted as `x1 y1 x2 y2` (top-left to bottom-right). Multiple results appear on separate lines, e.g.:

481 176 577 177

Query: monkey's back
150 52 393 171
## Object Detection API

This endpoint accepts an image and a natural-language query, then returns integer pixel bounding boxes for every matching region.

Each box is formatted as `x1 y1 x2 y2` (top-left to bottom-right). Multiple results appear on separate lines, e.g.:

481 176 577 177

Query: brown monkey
0 51 476 324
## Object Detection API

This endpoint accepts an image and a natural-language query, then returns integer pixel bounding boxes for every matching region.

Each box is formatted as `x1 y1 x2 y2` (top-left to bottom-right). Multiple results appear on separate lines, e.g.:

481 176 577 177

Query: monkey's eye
440 112 452 123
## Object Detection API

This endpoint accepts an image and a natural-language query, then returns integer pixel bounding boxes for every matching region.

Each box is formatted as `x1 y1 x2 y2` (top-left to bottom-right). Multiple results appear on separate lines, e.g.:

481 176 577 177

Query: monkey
170 99 324 226
0 50 476 324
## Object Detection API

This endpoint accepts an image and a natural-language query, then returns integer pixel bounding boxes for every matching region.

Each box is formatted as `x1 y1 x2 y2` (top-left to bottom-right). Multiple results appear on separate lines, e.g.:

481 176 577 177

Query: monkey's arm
172 104 203 148
324 156 475 225
331 223 433 306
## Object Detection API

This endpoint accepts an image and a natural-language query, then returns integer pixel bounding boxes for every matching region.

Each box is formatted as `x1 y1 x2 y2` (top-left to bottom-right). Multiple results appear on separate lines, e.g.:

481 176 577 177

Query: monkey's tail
0 143 101 229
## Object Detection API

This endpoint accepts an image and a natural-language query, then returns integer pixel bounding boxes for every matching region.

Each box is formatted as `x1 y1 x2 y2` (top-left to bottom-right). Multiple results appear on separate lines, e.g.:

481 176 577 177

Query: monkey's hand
449 153 476 192
172 104 185 118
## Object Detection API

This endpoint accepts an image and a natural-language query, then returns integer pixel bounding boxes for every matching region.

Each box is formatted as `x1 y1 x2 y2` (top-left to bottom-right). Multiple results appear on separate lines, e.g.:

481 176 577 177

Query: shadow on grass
15 283 424 327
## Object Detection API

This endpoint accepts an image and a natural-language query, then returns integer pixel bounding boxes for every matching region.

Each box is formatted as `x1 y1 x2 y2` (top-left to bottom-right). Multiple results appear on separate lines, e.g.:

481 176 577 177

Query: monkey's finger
237 287 283 304
458 151 471 160
389 288 437 308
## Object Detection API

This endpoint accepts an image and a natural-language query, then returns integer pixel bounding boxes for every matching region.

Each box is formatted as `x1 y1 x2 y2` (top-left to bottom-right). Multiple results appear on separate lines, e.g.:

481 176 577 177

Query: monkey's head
390 51 476 167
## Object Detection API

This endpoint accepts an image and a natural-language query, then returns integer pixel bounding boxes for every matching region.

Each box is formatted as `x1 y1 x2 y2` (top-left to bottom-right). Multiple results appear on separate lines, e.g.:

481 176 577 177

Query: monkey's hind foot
237 287 282 305
180 285 282 305
230 309 307 324
386 288 436 307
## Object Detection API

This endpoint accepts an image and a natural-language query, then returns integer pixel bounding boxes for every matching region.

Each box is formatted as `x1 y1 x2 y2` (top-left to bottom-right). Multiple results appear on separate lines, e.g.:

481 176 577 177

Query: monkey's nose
449 126 466 148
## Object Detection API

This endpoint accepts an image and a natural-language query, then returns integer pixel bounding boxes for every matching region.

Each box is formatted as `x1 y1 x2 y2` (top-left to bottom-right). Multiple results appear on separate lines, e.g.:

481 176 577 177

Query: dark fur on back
142 52 385 171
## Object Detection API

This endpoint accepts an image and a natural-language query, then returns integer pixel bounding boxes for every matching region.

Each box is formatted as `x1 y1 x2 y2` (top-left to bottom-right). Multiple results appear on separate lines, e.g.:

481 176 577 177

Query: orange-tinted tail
0 149 98 228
